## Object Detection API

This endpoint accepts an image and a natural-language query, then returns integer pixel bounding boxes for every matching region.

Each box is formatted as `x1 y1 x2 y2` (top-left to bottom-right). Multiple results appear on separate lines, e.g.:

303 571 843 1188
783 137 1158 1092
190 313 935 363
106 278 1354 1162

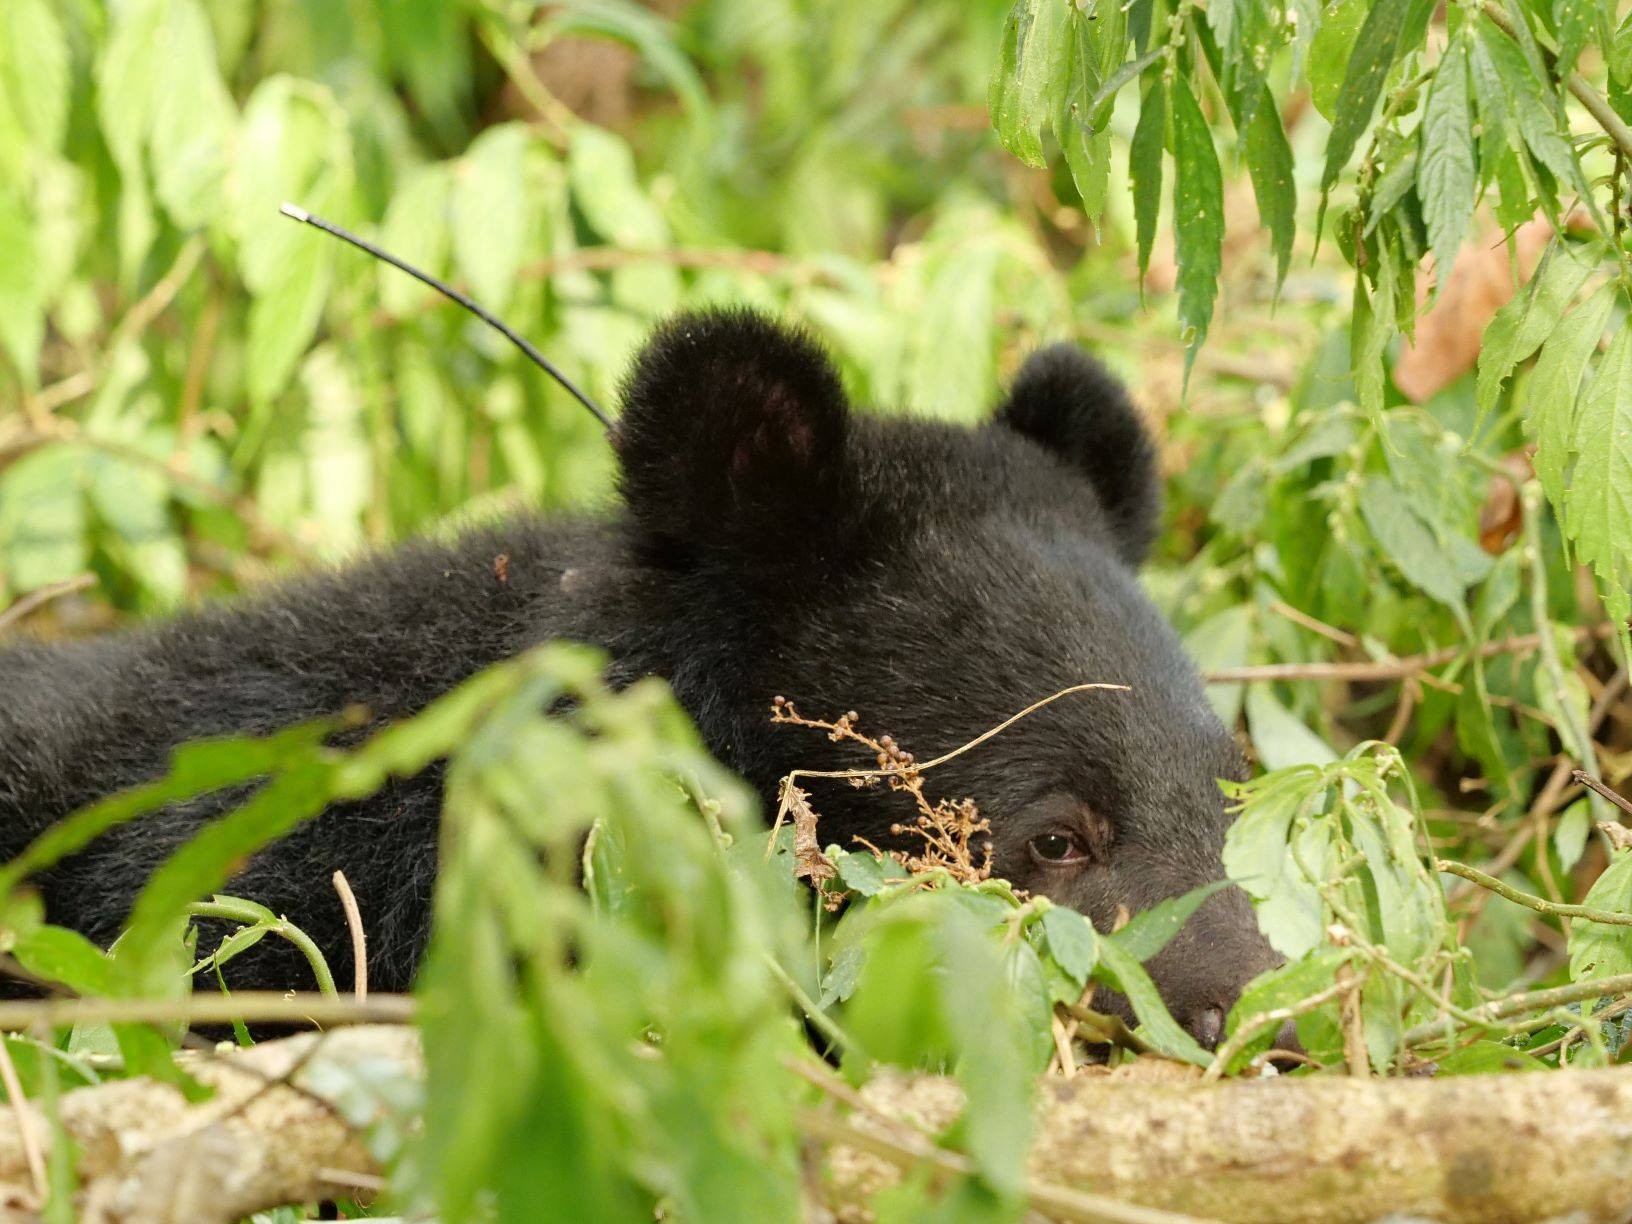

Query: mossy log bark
829 1066 1632 1223
0 1026 1628 1222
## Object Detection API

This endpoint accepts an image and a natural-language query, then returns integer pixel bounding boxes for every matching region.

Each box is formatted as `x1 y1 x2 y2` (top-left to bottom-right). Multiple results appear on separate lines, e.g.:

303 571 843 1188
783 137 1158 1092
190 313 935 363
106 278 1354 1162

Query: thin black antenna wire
279 202 613 431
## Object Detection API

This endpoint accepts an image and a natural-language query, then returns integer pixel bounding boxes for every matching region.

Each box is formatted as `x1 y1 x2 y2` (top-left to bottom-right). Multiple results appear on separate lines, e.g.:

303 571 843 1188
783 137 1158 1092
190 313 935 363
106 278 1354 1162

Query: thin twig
1439 859 1632 925
0 575 96 636
1204 621 1621 684
0 993 411 1033
1403 970 1632 1047
332 871 368 1003
766 683 1129 855
0 1037 46 1204
1574 771 1632 820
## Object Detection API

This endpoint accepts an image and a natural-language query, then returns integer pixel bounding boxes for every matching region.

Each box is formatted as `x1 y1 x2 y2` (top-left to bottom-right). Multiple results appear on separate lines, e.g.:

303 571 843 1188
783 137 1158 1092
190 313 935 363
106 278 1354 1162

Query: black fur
0 309 1276 1043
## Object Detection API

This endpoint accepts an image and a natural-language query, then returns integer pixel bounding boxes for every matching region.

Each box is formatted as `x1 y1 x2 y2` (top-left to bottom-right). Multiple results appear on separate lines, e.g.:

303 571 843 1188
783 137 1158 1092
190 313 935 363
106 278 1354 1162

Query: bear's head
613 309 1280 1048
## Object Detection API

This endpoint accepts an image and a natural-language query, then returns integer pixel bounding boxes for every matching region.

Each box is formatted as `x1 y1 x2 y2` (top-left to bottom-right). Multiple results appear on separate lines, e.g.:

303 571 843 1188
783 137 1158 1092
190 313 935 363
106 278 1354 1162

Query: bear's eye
1028 833 1086 864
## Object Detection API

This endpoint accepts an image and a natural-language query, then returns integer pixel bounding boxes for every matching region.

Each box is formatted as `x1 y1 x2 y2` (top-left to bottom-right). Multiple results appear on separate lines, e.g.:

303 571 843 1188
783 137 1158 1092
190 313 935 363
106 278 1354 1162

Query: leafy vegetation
2 0 1632 1218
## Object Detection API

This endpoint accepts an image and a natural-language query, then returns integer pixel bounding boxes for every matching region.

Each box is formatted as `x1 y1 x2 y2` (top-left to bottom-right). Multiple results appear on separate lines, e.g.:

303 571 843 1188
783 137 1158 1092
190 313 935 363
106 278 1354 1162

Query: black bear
0 309 1278 1047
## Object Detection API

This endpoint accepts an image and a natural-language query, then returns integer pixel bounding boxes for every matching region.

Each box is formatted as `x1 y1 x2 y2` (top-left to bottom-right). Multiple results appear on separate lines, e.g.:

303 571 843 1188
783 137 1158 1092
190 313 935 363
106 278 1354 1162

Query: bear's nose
1187 1005 1226 1049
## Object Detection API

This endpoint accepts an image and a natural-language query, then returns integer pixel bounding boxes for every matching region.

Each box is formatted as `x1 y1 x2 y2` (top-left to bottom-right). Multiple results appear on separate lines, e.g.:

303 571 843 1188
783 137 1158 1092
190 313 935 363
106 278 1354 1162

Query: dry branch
8 1026 1632 1222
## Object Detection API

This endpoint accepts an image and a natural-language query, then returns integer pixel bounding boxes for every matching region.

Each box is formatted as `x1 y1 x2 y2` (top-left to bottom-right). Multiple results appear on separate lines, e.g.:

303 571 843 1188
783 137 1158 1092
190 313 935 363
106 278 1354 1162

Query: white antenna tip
279 202 310 223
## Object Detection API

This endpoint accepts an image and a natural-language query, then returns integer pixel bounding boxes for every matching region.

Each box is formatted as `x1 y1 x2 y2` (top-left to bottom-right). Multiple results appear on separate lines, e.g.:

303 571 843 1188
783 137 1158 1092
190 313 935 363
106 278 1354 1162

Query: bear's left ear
995 344 1161 567
614 308 852 553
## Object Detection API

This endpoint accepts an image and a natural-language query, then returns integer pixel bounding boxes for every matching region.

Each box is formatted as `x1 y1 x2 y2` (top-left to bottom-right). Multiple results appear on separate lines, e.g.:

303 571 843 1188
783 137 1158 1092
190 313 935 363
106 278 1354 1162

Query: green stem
1403 969 1632 1046
186 902 339 997
1520 483 1609 822
765 956 854 1058
1438 859 1632 925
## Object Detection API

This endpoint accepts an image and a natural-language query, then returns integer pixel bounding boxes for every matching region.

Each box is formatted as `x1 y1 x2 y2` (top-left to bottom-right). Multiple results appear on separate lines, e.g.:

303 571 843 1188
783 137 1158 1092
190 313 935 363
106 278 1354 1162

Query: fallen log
0 1026 418 1224
827 1065 1632 1223
0 1026 1629 1223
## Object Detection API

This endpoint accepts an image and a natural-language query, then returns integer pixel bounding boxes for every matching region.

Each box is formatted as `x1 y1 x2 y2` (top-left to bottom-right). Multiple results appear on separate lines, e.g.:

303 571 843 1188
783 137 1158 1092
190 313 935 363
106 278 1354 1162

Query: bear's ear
614 309 851 553
995 344 1161 566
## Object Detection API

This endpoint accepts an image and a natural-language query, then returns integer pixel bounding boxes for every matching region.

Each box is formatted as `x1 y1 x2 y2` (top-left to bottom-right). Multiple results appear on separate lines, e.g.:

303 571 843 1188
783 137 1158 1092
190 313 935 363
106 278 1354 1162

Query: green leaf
1040 905 1098 985
1307 0 1365 121
1242 86 1295 291
1527 283 1616 508
1221 948 1348 1072
1171 74 1223 370
452 123 531 312
1555 0 1608 80
1129 78 1167 290
832 848 891 897
1474 22 1579 188
246 222 332 403
1358 475 1472 617
988 2 1033 163
1246 686 1337 771
377 164 454 316
1555 799 1592 874
1093 937 1210 1066
1564 314 1632 626
1474 243 1593 429
1570 851 1632 982
12 927 118 996
1417 33 1476 287
1110 881 1230 963
1320 0 1433 193
0 0 70 150
1222 767 1336 958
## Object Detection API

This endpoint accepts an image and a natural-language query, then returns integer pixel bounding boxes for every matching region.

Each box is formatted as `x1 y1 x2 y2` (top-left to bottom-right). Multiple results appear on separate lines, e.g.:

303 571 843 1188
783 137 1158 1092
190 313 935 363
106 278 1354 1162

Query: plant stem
1478 2 1632 162
1403 970 1632 1046
0 993 410 1032
1438 859 1632 925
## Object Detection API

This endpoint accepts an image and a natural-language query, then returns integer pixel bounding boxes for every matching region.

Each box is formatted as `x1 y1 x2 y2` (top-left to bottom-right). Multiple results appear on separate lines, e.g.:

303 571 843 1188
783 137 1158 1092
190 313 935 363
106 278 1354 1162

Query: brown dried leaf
785 782 836 887
1394 218 1552 404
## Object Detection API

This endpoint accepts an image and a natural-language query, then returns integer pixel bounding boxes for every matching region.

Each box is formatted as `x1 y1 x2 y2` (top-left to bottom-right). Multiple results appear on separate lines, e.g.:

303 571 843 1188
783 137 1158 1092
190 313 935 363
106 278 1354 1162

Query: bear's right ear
614 309 852 554
995 344 1161 567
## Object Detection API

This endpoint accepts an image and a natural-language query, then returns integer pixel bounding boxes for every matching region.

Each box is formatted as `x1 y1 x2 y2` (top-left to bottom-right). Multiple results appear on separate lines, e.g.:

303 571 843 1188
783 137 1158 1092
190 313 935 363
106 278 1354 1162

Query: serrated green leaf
1243 86 1295 291
988 2 1032 161
1473 22 1578 187
1527 282 1615 508
1417 33 1476 288
1570 851 1632 982
1 0 70 150
1474 243 1593 427
1129 77 1167 289
1320 0 1433 192
1564 316 1632 626
1086 46 1161 126
1171 74 1223 370
1040 906 1098 984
